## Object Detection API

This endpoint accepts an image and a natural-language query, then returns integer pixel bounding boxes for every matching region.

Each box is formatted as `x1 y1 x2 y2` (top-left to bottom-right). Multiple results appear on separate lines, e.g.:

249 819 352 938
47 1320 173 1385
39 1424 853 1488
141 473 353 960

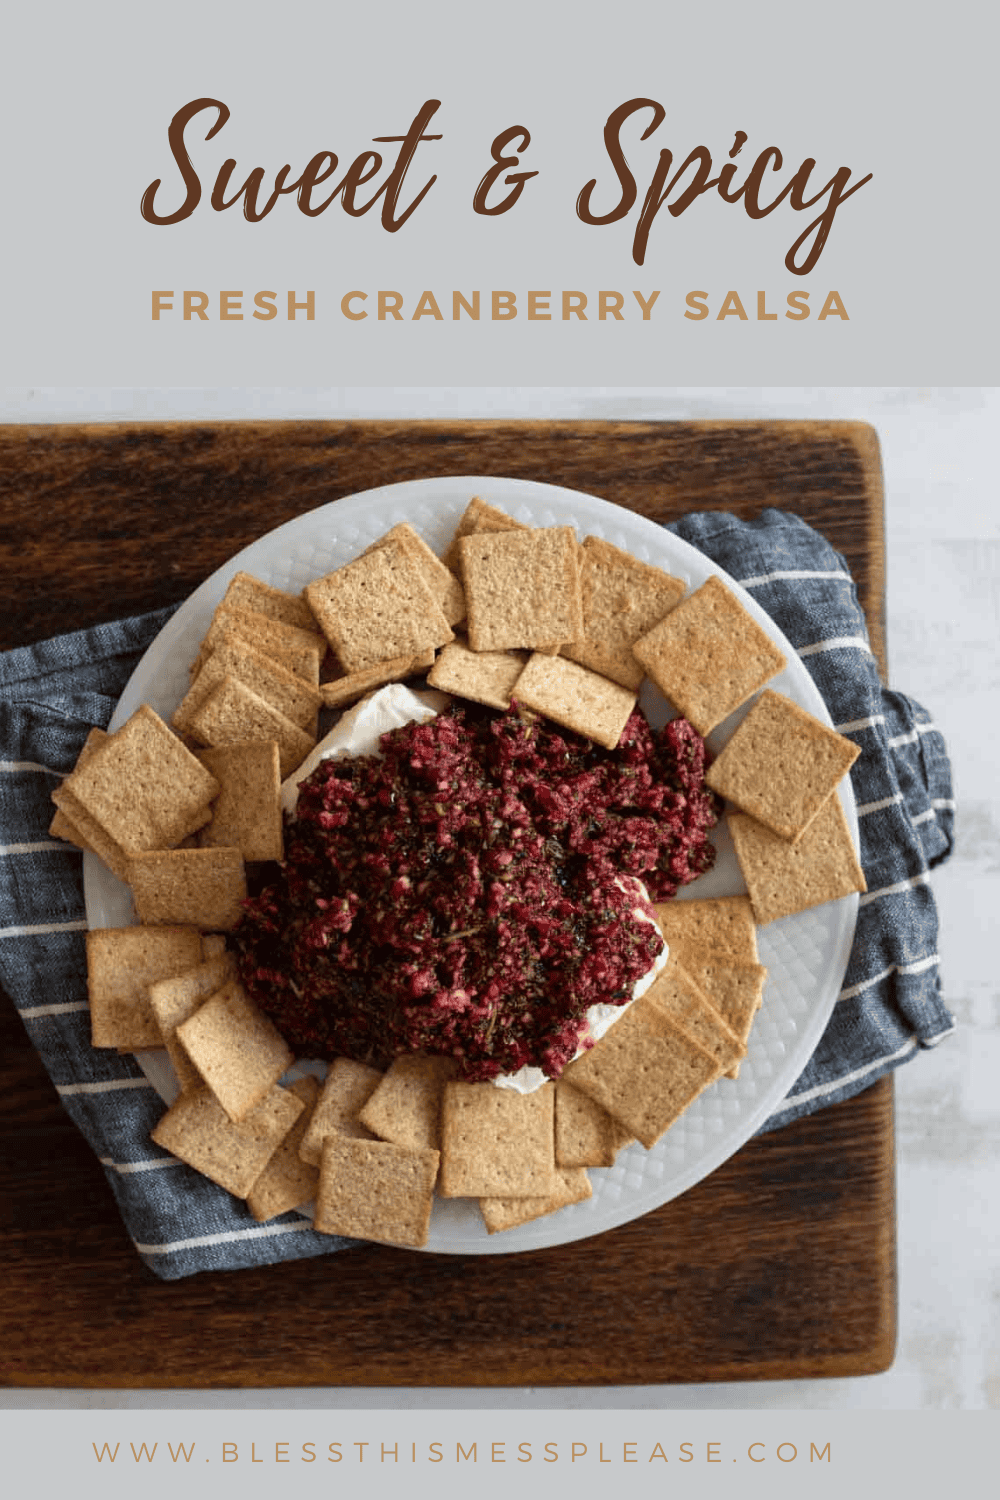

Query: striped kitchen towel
0 509 955 1278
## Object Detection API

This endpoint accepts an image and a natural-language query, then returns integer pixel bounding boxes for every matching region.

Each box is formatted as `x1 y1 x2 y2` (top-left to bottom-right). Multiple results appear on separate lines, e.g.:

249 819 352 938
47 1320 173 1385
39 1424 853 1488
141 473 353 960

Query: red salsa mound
233 703 721 1082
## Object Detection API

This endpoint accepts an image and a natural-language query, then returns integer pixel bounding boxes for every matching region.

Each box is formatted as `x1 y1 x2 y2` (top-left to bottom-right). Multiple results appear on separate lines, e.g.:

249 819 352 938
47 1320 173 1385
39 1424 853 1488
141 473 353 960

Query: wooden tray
0 418 895 1387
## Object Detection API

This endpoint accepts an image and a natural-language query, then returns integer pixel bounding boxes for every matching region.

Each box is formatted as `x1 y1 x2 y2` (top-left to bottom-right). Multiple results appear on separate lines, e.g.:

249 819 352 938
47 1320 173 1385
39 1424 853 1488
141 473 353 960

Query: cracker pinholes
643 960 745 1074
314 1135 440 1248
147 952 237 1092
358 1053 457 1152
684 959 767 1079
128 846 247 931
562 536 686 690
460 527 583 652
632 575 786 734
729 795 867 925
653 895 760 967
246 1075 322 1222
188 676 315 779
442 495 528 572
298 1058 384 1165
363 522 466 627
305 541 454 673
197 740 283 863
705 689 860 841
562 995 723 1149
479 1166 592 1234
86 925 204 1050
151 1084 304 1199
511 652 637 750
555 1079 634 1168
175 978 294 1121
221 571 318 634
439 1081 559 1198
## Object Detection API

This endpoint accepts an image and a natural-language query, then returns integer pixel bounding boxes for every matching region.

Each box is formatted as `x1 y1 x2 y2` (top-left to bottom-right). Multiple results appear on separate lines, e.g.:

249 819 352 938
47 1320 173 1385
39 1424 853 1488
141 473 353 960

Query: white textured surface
2 385 996 1408
86 478 858 1256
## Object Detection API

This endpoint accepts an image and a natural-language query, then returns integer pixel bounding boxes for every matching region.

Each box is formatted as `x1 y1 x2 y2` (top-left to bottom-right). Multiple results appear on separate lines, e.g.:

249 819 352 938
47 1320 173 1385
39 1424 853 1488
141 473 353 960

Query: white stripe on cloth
797 635 875 658
738 569 853 588
19 1000 89 1017
932 797 956 810
836 714 887 734
838 953 940 1001
858 870 933 907
0 840 67 855
134 1219 316 1257
781 1037 919 1109
56 1078 154 1096
0 760 61 775
912 808 937 826
855 792 904 817
887 722 938 748
98 1155 183 1175
0 919 89 938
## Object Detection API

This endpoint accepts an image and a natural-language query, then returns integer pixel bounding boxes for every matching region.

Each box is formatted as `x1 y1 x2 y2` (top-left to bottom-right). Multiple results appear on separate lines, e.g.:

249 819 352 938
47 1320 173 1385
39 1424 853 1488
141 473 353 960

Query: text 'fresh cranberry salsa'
234 704 721 1082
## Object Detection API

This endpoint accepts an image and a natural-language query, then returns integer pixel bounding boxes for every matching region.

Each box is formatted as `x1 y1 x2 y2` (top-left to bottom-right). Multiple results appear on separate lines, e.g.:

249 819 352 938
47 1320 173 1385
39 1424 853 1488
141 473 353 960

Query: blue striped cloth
0 510 955 1278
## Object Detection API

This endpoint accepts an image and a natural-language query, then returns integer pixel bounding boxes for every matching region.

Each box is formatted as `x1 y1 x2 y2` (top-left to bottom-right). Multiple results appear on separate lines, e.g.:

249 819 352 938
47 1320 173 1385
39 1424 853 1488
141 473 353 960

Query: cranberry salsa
234 703 721 1083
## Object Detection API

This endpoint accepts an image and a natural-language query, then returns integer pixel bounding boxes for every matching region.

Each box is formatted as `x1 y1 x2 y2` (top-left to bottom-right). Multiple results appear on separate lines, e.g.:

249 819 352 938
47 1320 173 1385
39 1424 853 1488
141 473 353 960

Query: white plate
85 477 859 1255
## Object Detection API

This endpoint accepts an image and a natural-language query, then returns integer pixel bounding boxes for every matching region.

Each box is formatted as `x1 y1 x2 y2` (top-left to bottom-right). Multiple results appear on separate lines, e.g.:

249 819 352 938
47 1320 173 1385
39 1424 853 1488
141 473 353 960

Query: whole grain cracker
729 795 867 925
64 706 219 855
442 495 528 572
426 640 528 710
175 636 322 737
246 1074 322 1222
86 925 204 1050
319 650 436 710
510 652 637 750
127 846 248 931
313 1134 440 1248
147 952 237 1092
50 782 130 880
298 1058 384 1166
358 1053 458 1153
562 994 723 1149
305 540 454 673
562 536 687 689
653 895 760 967
632 575 787 735
363 522 466 627
175 977 294 1121
460 527 583 653
221 571 319 634
684 958 767 1079
438 1081 559 1199
705 688 860 841
188 675 314 779
196 605 325 683
479 1166 592 1234
555 1078 634 1168
151 1083 304 1200
49 728 109 849
643 959 746 1073
197 740 283 863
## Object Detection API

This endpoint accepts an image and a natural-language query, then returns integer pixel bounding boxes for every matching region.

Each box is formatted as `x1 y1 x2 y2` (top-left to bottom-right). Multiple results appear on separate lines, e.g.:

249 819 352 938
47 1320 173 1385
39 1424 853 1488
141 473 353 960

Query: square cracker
363 522 466 627
148 951 237 1092
175 977 294 1121
86 924 204 1050
479 1166 593 1234
442 495 528 572
643 959 746 1073
561 994 723 1149
175 636 322 738
358 1053 457 1153
221 571 318 634
684 958 767 1079
632 575 786 735
460 527 583 653
298 1058 384 1165
319 650 435 710
246 1075 322 1222
197 606 324 683
49 728 109 849
439 1081 559 1198
305 540 454 673
151 1083 304 1200
64 705 219 855
729 795 867 925
197 740 283 863
555 1078 633 1168
511 652 636 750
314 1134 440 1248
705 689 860 841
427 640 527 711
653 895 759 967
562 536 687 690
128 846 247 931
188 675 315 779
50 782 130 881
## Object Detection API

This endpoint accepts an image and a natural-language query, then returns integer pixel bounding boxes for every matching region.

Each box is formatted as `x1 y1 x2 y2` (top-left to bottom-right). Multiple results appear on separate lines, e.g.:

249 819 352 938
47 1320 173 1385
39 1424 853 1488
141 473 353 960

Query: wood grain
0 418 894 1387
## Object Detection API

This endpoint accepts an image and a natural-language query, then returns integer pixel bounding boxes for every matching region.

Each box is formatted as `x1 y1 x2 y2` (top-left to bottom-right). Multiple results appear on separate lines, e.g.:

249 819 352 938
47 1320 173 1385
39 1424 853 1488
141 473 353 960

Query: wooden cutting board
0 418 894 1387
